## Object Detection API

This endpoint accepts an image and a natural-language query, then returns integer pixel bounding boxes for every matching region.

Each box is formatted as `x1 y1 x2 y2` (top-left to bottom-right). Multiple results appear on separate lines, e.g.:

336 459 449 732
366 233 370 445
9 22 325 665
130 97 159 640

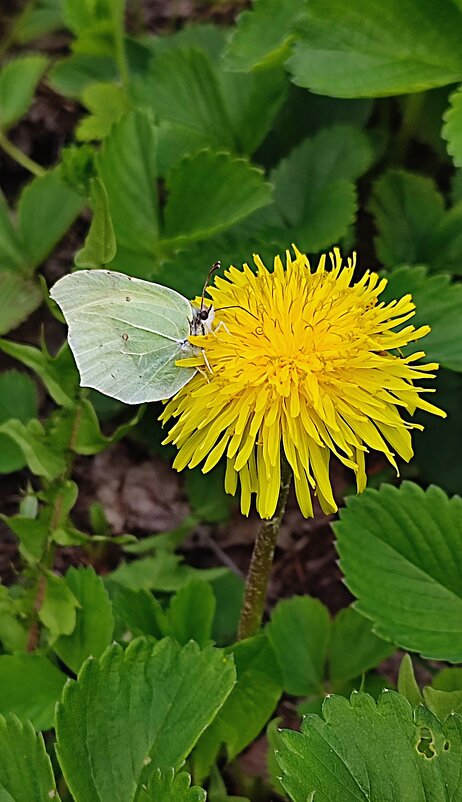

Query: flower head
161 248 445 519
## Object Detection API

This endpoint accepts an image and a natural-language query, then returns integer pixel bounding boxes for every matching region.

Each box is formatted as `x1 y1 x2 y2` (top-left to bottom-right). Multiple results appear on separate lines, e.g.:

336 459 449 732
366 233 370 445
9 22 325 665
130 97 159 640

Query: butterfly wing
50 270 196 404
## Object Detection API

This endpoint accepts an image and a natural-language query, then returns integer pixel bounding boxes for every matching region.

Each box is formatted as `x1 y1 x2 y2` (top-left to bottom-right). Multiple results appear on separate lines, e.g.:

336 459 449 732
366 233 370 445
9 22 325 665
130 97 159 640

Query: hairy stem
238 455 292 640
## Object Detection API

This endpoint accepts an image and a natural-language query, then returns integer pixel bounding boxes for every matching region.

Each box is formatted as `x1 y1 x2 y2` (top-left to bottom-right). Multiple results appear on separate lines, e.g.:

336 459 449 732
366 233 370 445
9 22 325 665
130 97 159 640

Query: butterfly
50 264 220 405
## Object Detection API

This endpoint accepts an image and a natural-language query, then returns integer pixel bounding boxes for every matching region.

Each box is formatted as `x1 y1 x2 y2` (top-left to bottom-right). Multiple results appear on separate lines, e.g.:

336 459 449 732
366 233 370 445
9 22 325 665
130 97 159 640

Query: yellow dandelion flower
160 247 445 519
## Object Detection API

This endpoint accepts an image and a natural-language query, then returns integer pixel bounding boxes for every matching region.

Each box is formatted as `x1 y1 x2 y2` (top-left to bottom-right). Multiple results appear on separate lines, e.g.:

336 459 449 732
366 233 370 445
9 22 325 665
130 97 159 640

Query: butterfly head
190 303 215 336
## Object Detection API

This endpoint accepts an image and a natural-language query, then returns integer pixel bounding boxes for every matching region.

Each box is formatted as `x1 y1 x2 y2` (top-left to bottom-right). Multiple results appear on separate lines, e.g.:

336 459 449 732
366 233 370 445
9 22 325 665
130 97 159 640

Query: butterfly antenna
200 261 221 312
215 305 259 322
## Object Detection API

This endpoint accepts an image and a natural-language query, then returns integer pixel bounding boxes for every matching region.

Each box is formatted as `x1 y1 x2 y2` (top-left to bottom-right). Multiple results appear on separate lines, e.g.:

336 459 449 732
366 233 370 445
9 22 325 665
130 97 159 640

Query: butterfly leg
212 320 230 336
196 364 211 383
201 349 213 374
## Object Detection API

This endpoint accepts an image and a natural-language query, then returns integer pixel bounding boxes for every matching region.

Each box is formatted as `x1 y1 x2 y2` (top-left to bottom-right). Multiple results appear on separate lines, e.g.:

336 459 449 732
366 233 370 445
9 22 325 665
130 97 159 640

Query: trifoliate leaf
287 0 462 98
334 482 462 662
277 691 462 801
56 638 236 802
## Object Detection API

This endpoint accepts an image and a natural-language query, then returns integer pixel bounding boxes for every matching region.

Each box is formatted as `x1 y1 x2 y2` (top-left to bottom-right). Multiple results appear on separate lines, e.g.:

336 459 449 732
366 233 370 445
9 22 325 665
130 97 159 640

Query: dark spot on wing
122 333 129 341
126 296 131 302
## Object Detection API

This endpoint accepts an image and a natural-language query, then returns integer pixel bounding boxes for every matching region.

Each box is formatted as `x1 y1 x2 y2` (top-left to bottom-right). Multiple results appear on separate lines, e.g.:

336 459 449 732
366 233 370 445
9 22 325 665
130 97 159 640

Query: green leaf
76 82 130 142
49 53 118 98
329 607 394 685
186 463 233 523
162 150 271 249
443 83 462 166
371 170 462 274
413 369 462 495
110 553 227 593
15 0 63 44
423 686 462 721
271 125 373 251
0 189 24 271
334 482 462 662
0 714 60 801
211 571 244 646
225 0 305 71
266 718 286 798
17 169 84 272
53 567 114 673
381 266 462 372
56 638 236 802
167 579 215 648
0 340 78 408
62 398 144 455
0 419 66 481
106 583 166 640
146 47 235 151
0 370 38 473
0 587 27 652
433 667 462 691
288 0 462 98
75 177 116 267
0 273 42 334
141 44 288 161
39 572 80 643
0 55 48 130
1 514 48 563
97 110 159 277
207 766 250 802
267 596 330 695
193 635 282 782
138 769 206 802
397 654 423 707
0 654 66 730
277 691 462 801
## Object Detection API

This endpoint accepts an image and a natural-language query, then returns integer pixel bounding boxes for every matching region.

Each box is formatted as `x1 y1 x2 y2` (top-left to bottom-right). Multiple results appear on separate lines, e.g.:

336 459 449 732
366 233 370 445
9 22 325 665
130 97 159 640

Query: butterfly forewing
50 270 197 404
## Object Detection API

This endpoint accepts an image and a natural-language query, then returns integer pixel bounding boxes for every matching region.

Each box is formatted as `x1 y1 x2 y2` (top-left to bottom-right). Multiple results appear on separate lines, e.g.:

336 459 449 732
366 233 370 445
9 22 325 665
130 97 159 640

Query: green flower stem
0 130 46 177
238 455 292 640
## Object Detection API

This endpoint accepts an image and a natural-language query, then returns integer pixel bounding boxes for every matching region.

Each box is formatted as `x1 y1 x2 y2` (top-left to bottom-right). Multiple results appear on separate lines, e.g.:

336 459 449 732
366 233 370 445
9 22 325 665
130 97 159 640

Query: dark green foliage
1 1 462 799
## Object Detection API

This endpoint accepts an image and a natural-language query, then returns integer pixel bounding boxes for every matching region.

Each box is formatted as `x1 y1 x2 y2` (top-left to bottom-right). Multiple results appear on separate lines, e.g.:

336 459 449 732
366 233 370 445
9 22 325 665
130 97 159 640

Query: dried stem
237 455 292 640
